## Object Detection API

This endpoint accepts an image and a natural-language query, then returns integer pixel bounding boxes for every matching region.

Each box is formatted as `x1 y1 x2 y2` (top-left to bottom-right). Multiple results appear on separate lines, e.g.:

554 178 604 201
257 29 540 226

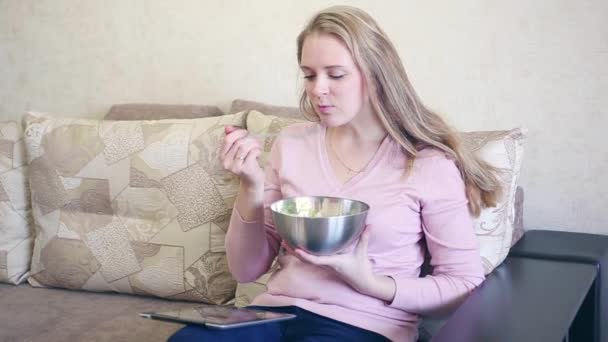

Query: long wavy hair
297 6 502 216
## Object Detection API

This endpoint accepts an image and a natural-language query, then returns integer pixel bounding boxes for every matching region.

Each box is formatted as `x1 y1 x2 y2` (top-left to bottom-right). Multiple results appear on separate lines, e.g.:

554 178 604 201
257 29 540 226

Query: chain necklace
327 129 367 175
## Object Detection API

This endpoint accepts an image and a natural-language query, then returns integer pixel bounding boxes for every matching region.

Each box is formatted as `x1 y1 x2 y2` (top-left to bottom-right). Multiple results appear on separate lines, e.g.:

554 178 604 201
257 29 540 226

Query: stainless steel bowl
270 196 370 256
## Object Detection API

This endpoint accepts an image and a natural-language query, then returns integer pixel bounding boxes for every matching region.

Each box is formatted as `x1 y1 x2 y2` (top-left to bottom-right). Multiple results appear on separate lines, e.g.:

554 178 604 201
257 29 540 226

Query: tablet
139 304 296 329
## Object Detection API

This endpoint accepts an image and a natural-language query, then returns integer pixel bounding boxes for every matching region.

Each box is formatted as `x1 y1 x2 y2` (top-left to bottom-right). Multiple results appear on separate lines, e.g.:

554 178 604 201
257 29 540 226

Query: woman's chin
320 118 351 128
319 118 339 128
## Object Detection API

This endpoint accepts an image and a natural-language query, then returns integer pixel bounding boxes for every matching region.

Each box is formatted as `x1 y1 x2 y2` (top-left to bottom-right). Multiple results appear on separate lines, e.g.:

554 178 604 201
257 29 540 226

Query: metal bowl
270 196 369 256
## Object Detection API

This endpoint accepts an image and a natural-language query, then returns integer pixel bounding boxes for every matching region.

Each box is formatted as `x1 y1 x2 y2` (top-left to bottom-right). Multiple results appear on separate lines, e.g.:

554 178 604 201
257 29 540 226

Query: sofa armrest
431 256 597 342
509 230 608 342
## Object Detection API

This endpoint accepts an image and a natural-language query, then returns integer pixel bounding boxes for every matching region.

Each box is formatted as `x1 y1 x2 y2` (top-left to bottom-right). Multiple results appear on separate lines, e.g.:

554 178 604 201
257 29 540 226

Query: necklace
327 129 367 175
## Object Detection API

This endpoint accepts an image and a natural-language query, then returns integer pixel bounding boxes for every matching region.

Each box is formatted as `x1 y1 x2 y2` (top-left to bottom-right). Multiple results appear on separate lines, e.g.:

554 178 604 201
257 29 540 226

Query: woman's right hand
220 126 265 187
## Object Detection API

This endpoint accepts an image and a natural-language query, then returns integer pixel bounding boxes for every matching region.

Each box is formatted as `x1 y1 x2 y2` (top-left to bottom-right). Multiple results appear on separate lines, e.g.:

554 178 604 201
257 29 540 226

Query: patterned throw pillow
23 111 246 304
0 121 33 284
233 111 526 306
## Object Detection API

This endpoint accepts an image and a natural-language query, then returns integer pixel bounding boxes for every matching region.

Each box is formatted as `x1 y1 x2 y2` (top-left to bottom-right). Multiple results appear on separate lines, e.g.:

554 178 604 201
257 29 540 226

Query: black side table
509 230 608 342
432 257 597 342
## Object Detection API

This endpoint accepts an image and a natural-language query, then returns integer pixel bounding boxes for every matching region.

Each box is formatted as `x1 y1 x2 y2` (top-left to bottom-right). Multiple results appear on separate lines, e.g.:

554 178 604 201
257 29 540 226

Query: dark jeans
167 305 390 342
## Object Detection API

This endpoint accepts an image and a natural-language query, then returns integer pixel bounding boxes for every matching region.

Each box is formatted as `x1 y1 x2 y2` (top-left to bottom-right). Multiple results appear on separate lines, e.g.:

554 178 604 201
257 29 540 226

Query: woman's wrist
235 180 264 222
357 273 396 303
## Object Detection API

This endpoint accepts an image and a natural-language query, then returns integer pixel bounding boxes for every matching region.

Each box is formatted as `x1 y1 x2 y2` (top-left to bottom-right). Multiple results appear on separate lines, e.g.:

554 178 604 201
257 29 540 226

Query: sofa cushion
23 111 247 304
104 103 224 120
229 99 304 119
0 283 199 342
0 121 33 284
234 111 527 306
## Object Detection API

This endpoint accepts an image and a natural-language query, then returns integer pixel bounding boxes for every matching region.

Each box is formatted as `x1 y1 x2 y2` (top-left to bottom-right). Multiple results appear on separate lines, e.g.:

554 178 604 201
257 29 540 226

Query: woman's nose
312 77 329 96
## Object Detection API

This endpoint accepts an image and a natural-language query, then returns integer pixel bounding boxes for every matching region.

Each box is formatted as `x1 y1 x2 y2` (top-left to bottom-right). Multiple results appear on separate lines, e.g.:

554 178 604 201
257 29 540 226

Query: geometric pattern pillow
461 128 527 274
0 121 33 284
23 111 246 304
234 111 526 305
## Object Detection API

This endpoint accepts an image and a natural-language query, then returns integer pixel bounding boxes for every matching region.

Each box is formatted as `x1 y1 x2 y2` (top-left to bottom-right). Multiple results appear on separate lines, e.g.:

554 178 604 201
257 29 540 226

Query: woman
170 5 501 342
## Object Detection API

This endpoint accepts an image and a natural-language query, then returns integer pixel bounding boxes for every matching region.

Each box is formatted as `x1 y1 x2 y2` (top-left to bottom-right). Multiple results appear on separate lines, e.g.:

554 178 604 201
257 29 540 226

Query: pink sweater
225 123 485 342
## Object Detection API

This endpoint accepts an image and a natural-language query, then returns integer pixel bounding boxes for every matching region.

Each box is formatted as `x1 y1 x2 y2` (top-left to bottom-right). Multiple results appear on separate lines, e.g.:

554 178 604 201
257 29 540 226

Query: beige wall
1 1 606 235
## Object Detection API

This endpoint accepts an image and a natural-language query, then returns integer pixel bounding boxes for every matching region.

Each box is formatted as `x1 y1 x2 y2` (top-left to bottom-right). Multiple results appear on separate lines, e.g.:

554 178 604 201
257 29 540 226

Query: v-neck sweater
226 122 485 342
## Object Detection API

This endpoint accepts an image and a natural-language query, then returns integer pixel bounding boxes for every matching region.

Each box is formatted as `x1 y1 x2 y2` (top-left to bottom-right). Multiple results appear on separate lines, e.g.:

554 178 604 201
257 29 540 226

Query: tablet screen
140 304 296 329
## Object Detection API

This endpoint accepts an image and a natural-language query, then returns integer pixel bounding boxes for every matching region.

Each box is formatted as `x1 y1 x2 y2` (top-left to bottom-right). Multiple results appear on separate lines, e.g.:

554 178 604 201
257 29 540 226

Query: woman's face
300 33 371 127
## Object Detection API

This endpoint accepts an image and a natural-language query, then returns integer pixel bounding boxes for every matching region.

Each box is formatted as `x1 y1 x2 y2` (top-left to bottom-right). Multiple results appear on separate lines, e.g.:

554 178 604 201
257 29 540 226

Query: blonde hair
297 6 502 216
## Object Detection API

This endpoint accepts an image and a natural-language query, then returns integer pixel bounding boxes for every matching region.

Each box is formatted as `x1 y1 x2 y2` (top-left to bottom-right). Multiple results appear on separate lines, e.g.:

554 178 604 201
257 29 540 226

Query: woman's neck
329 114 387 145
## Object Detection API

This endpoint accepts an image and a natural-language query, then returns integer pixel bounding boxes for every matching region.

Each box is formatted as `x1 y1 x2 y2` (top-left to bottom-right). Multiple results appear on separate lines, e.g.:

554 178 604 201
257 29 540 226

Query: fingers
295 248 331 266
243 148 262 166
224 142 261 173
220 128 248 157
224 125 238 135
220 127 262 171
281 241 324 264
280 241 296 255
281 242 309 264
233 139 261 161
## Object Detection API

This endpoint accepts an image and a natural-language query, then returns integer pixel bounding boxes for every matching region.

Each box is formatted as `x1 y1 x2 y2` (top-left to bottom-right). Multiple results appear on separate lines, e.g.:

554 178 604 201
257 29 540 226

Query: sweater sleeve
388 155 485 317
225 136 284 283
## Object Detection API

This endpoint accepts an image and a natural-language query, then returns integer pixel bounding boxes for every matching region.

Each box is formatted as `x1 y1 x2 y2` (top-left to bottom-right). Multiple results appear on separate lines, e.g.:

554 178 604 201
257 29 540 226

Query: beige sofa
0 102 526 342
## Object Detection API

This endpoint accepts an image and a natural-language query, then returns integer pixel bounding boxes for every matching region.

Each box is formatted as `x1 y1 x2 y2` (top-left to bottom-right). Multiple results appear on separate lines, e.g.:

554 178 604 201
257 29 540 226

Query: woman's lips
317 105 333 113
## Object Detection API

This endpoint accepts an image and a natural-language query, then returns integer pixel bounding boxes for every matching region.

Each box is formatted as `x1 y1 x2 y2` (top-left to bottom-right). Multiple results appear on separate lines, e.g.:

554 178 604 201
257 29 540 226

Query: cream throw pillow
23 111 246 303
461 128 527 274
0 121 33 284
234 111 526 306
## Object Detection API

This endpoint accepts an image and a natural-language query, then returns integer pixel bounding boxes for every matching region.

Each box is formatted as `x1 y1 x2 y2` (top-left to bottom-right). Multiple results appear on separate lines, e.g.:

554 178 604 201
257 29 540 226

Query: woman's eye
329 75 345 79
303 75 315 80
